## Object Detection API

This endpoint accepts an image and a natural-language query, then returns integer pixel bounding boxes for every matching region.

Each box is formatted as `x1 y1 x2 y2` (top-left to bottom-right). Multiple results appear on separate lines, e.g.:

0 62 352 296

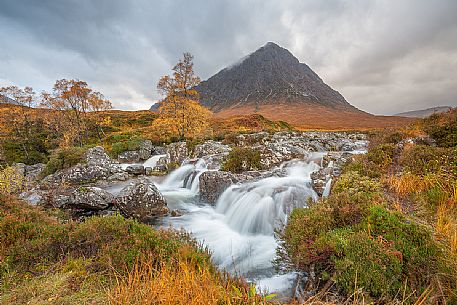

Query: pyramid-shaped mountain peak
195 42 355 112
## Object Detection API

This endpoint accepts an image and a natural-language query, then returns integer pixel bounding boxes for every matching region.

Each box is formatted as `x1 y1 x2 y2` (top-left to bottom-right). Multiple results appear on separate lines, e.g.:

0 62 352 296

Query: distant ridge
395 106 454 118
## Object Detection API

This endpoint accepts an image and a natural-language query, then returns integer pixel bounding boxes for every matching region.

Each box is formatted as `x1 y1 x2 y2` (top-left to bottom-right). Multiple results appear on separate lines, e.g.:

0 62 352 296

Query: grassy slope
277 109 457 304
213 102 415 130
0 197 275 305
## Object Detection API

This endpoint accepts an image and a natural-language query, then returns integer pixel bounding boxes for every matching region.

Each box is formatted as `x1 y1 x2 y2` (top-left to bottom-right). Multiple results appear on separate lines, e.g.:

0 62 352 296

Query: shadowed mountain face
195 42 356 112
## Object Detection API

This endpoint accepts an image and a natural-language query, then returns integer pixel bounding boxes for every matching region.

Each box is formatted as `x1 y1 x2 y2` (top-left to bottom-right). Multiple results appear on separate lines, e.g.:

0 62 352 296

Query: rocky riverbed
17 131 367 296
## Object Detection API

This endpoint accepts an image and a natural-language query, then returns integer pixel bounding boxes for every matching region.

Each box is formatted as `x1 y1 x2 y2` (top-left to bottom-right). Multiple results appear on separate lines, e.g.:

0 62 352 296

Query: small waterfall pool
155 158 321 296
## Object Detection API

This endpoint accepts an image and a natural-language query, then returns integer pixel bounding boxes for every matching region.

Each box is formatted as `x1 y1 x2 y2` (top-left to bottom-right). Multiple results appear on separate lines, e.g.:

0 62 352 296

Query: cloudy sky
1 0 456 115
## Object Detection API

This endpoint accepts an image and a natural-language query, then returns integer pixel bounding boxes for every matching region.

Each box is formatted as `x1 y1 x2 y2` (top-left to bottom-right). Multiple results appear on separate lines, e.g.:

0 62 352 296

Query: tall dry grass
108 256 274 305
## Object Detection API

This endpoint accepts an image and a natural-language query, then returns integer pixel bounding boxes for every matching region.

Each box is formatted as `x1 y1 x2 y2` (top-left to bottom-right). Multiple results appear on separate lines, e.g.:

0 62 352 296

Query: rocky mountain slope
195 42 356 112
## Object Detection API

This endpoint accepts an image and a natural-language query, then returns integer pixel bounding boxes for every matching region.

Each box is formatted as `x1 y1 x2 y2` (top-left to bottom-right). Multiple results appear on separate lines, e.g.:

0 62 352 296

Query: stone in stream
115 179 169 221
125 164 145 175
199 171 253 205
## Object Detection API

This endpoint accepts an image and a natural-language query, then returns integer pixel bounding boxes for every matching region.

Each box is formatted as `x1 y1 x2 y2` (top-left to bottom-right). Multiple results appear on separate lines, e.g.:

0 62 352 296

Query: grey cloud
0 0 456 114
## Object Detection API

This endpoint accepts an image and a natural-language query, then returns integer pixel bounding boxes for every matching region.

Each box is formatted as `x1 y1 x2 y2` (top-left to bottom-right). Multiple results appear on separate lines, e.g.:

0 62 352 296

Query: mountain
395 106 453 118
195 42 356 112
152 42 414 129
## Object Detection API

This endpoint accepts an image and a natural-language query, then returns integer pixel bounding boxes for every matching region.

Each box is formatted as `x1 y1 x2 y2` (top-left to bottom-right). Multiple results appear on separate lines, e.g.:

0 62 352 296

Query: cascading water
164 160 320 294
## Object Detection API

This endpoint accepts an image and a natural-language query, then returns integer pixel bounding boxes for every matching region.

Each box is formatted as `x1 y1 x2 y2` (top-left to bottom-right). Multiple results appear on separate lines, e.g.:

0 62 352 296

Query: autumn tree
0 86 48 163
154 53 212 140
41 79 112 147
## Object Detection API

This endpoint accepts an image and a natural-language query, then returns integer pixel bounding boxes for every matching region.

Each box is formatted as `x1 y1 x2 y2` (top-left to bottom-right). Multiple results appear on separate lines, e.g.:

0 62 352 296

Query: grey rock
152 146 167 155
118 150 141 163
166 142 188 165
67 187 114 210
108 172 130 181
44 147 124 185
145 167 153 175
138 140 153 160
126 164 145 175
193 141 230 158
199 171 253 204
115 180 169 221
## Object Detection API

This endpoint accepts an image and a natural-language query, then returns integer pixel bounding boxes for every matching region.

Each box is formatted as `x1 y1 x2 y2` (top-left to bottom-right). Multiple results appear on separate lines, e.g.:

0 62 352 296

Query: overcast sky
1 0 456 115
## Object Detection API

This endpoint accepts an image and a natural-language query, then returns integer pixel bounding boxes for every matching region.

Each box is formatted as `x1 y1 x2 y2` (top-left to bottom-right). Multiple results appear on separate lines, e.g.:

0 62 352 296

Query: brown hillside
214 102 415 130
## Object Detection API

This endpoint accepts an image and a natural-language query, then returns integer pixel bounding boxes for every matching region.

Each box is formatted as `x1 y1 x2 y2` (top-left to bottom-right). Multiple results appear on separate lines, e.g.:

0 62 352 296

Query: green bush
399 145 457 175
41 147 87 177
278 172 442 302
110 137 143 157
423 111 457 147
366 143 396 170
221 147 261 173
330 231 403 299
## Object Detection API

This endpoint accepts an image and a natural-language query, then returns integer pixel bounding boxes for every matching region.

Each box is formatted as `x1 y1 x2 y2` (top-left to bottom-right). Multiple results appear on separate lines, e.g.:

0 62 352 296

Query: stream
114 154 326 296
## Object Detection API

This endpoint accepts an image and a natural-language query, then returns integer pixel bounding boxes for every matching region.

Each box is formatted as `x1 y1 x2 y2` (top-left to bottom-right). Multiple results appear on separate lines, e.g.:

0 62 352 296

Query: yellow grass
385 173 436 198
108 257 273 305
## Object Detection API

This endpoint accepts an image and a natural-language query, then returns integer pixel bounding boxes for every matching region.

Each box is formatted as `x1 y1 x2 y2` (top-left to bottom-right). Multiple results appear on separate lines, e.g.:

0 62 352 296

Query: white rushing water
158 159 320 295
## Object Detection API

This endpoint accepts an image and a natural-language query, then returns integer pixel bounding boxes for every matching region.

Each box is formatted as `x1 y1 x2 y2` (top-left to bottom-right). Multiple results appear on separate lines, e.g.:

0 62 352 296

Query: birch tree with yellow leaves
154 53 212 140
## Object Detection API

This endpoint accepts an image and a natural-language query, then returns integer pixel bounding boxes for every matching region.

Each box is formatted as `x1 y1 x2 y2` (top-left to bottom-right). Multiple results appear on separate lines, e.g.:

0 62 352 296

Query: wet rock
170 209 182 217
67 187 114 210
125 164 145 175
108 172 130 181
166 142 188 165
145 167 153 175
199 171 253 204
115 179 169 221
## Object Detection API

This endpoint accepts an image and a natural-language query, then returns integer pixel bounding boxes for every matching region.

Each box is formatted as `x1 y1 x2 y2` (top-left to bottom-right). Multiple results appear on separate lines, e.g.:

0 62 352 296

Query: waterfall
143 154 166 168
215 162 319 235
166 160 320 288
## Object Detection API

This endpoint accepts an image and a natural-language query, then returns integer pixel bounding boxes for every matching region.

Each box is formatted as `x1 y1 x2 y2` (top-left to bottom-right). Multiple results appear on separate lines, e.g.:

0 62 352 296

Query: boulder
193 141 230 158
45 147 124 185
166 142 188 165
125 164 145 175
108 172 130 181
118 150 141 163
67 187 114 210
152 145 167 155
199 171 252 204
138 140 153 160
115 180 169 221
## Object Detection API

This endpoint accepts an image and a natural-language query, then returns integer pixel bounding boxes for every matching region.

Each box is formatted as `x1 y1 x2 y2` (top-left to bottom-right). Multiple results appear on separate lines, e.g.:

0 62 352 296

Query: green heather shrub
0 197 206 281
366 143 396 170
423 111 457 147
331 231 403 299
399 145 457 175
110 137 143 157
41 146 87 177
221 147 261 173
278 172 442 302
